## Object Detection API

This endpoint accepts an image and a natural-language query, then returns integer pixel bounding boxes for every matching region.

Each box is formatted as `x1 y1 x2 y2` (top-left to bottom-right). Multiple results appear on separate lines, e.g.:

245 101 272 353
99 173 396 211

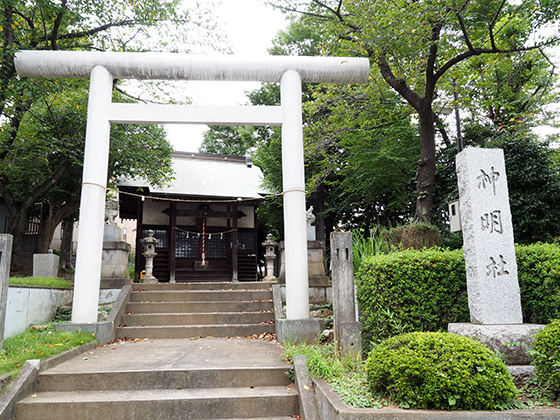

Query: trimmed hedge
356 248 469 344
366 332 518 410
530 319 560 393
356 243 560 344
516 243 560 324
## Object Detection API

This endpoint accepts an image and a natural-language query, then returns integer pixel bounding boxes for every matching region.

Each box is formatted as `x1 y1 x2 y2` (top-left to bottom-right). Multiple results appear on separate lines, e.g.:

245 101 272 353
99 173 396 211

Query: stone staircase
116 281 276 339
14 282 297 420
15 338 297 420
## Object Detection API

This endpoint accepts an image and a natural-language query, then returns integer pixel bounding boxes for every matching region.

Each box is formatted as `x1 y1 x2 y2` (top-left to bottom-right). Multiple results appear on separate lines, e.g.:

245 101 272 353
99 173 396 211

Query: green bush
366 332 518 410
516 243 560 324
382 223 441 250
530 319 560 393
356 244 560 345
356 248 469 345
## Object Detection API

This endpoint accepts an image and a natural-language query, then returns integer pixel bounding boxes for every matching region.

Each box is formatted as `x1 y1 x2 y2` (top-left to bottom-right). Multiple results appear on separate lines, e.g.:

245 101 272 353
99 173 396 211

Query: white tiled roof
118 153 269 199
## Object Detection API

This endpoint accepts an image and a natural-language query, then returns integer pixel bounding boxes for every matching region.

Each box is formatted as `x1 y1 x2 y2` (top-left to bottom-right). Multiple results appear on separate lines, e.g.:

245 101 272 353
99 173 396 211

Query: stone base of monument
100 241 131 288
448 323 545 385
277 240 331 303
276 318 324 344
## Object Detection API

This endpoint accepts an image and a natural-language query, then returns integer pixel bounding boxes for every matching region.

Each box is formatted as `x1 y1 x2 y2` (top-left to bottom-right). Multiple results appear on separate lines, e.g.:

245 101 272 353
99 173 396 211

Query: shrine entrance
14 51 369 324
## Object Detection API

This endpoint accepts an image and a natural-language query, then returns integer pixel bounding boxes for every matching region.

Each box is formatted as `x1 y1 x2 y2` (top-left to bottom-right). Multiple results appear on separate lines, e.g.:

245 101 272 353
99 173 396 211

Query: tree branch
50 0 68 50
21 156 73 210
434 38 560 83
377 54 422 112
488 0 507 50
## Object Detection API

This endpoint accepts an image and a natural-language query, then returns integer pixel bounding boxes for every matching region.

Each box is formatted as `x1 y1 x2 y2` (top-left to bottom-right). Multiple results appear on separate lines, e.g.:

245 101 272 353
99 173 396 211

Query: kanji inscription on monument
456 148 523 324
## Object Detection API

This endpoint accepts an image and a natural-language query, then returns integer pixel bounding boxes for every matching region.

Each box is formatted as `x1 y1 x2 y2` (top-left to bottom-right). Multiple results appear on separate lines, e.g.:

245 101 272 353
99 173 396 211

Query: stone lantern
140 230 159 284
262 233 278 282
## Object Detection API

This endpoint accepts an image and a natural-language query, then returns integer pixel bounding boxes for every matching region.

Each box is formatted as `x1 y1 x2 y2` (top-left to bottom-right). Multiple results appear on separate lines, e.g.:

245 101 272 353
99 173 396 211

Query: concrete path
44 337 289 374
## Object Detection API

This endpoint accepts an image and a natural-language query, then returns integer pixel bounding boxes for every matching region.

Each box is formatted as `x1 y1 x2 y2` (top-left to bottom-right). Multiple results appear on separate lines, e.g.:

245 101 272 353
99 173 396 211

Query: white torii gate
15 51 369 324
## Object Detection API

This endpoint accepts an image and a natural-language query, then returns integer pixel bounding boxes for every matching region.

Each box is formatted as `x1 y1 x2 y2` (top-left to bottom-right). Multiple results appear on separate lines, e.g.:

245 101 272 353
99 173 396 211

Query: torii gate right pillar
280 70 309 320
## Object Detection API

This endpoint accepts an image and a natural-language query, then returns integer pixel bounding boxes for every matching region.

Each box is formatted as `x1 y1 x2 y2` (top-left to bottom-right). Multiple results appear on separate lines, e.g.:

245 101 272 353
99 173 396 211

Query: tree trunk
313 183 326 242
414 107 436 223
59 218 75 270
8 206 30 272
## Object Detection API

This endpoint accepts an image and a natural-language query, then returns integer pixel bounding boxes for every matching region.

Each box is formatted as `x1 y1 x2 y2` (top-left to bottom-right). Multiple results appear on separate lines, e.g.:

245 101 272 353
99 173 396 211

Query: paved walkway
46 337 289 374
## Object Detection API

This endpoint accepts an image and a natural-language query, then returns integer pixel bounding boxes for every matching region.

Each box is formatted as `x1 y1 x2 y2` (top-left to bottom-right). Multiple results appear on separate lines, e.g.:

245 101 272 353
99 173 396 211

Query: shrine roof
117 152 270 199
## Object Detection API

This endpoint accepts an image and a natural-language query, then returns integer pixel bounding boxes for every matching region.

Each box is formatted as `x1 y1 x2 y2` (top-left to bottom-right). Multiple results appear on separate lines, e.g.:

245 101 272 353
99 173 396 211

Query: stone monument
449 147 544 373
331 231 361 356
33 249 59 278
0 234 13 349
101 196 131 287
278 206 330 303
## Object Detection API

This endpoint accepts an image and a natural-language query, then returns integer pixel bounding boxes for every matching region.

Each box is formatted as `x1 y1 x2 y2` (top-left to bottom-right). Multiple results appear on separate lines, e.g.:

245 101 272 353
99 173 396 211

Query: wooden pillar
232 202 238 283
134 195 144 281
169 201 177 283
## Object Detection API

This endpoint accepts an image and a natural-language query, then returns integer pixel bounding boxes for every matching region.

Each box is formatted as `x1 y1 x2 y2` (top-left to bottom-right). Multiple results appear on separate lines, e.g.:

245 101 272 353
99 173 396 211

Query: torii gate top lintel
15 50 370 83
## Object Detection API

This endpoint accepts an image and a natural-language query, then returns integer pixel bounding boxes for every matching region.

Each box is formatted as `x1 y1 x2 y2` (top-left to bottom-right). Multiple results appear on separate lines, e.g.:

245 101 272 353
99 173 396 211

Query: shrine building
118 151 267 283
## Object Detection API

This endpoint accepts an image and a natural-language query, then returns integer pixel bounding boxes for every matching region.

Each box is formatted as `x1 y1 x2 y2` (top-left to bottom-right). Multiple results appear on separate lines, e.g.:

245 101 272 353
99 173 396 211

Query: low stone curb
293 355 320 420
313 377 560 420
0 341 98 420
55 285 132 345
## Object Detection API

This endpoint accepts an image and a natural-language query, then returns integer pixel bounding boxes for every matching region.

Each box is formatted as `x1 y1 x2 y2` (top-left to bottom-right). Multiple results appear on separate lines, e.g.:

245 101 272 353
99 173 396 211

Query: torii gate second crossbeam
14 51 370 326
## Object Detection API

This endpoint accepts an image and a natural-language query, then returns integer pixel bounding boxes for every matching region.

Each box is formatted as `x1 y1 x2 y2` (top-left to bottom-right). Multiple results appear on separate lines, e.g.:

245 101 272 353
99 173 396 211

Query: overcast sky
166 0 288 152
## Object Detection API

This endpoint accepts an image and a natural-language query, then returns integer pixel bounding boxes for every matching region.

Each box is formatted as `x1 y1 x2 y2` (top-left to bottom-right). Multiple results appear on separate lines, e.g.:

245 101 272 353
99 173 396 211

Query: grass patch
284 342 388 408
9 277 73 288
0 324 96 378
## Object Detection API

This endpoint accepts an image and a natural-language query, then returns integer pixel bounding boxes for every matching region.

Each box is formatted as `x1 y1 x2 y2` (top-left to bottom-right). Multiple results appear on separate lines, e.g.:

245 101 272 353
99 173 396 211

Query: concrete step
121 311 274 326
136 282 275 291
15 386 298 420
116 323 275 339
38 367 292 392
129 290 273 303
125 300 274 314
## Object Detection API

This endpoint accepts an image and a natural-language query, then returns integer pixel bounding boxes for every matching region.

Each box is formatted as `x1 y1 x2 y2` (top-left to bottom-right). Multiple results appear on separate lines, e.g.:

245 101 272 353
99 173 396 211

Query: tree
434 122 560 243
6 86 174 258
0 0 221 268
271 0 560 223
199 125 251 156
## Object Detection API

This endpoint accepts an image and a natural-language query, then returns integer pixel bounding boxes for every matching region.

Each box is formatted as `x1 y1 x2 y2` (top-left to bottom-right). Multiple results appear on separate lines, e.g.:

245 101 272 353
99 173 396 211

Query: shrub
516 243 560 324
530 320 560 394
382 223 441 250
356 248 469 345
356 244 560 346
366 332 518 410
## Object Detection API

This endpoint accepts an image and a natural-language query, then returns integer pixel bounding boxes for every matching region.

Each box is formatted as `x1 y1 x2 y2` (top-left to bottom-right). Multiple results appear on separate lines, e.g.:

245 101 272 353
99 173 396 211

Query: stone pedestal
103 224 122 242
33 253 59 278
449 323 545 365
278 241 329 285
101 241 131 288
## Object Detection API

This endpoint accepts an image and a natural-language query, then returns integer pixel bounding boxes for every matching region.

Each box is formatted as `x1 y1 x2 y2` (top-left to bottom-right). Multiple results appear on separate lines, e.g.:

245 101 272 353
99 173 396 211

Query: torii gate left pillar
14 51 369 342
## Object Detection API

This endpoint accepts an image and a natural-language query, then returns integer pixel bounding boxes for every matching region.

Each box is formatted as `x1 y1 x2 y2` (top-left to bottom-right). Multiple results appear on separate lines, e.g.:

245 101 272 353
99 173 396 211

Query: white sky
166 0 288 152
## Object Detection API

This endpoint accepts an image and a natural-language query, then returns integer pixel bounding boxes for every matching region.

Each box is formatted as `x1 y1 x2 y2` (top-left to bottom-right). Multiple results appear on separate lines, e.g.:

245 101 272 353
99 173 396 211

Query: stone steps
128 289 272 302
37 367 292 392
116 324 275 339
16 386 298 420
15 337 298 420
125 300 273 313
116 281 276 339
121 311 274 326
